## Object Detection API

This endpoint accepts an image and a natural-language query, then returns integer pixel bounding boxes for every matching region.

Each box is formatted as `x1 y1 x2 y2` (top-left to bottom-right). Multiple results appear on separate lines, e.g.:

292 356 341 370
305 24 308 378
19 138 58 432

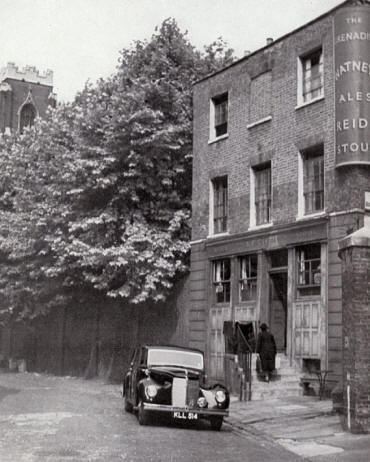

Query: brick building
0 62 55 133
190 0 370 392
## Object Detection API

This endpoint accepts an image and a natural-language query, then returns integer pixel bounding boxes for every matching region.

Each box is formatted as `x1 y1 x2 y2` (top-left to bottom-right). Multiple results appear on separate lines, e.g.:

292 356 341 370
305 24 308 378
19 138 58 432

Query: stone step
251 368 301 378
248 354 303 400
251 387 303 401
235 353 305 401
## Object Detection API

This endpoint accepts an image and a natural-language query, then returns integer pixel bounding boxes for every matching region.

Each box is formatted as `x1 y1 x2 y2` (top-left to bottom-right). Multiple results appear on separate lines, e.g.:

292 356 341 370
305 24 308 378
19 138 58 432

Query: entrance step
250 353 303 401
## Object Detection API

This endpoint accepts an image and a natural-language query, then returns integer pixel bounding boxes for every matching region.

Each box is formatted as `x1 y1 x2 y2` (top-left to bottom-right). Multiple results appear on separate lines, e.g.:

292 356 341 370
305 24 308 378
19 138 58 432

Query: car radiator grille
172 378 186 407
171 378 200 407
186 379 200 407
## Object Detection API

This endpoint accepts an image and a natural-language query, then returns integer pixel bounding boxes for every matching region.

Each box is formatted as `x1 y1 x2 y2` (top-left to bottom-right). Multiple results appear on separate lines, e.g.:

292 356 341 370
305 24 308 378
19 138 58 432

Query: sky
0 0 344 102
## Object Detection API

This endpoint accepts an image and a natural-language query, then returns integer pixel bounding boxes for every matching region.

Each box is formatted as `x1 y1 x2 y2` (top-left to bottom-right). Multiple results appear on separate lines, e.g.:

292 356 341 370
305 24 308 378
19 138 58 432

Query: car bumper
142 402 229 417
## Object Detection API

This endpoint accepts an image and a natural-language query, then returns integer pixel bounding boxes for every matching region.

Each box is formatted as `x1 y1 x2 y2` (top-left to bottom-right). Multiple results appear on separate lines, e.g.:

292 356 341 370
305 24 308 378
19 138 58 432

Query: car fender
200 383 230 408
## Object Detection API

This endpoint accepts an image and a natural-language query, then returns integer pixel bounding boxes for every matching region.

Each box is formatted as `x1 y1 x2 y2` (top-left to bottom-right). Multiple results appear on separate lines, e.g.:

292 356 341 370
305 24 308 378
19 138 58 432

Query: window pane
255 165 271 225
239 255 258 301
213 93 228 136
20 104 36 132
213 177 228 233
302 49 323 102
213 259 231 303
296 244 321 297
303 148 324 214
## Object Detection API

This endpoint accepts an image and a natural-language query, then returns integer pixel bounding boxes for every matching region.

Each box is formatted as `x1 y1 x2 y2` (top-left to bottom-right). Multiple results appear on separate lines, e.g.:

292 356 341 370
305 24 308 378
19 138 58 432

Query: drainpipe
347 372 351 431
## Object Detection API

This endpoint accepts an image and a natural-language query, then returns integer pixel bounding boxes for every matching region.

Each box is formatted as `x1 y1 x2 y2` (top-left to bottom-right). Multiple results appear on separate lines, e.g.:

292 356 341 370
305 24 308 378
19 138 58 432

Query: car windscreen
147 349 204 370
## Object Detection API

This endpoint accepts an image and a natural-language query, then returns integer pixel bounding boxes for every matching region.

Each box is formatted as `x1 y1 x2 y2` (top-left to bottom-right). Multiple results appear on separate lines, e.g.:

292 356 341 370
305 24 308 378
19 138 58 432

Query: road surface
0 372 300 461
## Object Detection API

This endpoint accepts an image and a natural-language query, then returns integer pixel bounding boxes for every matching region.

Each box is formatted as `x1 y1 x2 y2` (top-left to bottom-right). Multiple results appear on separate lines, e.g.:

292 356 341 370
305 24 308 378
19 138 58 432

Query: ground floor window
213 259 231 303
296 243 321 297
239 255 258 301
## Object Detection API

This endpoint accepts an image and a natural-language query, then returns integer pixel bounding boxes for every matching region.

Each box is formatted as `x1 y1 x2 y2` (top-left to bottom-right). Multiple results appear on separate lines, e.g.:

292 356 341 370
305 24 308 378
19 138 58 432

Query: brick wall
188 241 208 354
192 14 336 241
191 3 370 378
340 242 370 433
327 212 363 382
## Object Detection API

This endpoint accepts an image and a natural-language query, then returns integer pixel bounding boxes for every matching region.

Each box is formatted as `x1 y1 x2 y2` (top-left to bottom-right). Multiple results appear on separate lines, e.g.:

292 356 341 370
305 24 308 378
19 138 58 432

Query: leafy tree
0 19 234 321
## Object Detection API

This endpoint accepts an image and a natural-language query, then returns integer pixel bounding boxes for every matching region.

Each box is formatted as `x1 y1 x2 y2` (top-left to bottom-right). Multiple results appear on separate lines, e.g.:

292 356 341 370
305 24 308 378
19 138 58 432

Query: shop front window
239 255 257 301
296 244 321 297
213 259 231 303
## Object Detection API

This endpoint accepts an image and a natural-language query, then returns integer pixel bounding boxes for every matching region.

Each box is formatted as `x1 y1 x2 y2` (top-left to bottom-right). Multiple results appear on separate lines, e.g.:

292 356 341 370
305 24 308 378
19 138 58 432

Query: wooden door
294 301 320 357
209 305 231 379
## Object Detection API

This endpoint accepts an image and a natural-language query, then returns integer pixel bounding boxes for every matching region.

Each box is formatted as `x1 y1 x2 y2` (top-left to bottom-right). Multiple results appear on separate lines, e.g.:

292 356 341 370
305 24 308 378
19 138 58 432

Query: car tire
138 402 149 426
124 396 133 413
210 416 223 431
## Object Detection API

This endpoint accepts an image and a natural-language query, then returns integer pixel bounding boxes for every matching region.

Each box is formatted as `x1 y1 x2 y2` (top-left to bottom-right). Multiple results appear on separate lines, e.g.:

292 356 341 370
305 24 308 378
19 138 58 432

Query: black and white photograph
0 0 369 460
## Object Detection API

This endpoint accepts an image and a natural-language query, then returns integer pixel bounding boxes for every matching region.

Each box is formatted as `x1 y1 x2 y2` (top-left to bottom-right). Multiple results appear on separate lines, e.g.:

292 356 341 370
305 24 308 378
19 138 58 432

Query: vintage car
123 345 229 430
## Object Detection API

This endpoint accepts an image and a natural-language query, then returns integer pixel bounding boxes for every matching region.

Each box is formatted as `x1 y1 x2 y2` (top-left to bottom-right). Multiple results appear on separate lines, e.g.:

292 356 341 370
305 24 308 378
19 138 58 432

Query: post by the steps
338 196 370 433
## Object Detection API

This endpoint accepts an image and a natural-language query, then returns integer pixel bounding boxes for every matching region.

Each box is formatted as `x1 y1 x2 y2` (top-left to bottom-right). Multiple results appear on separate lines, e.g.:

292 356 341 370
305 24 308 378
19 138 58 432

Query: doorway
269 271 288 352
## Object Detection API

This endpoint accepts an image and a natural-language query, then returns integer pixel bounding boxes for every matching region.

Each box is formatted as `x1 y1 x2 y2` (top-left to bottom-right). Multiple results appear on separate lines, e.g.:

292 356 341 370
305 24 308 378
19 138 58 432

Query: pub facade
190 0 370 389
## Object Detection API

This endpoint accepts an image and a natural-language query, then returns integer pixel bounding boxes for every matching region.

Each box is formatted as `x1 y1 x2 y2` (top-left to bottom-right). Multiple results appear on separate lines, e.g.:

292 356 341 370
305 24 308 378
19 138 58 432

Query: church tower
0 62 56 133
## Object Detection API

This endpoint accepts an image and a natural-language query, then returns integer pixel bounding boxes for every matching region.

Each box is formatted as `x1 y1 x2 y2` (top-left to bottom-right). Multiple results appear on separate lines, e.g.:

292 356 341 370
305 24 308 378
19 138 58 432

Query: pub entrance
268 249 288 352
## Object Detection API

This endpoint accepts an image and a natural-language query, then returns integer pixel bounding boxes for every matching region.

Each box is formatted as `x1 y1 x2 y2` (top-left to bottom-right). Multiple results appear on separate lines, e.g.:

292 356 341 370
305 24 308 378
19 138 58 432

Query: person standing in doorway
256 323 277 382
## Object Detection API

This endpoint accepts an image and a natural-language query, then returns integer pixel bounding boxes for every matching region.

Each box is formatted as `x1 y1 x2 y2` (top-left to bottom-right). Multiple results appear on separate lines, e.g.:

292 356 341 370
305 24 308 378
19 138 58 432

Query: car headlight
197 396 208 408
215 390 226 403
146 384 158 398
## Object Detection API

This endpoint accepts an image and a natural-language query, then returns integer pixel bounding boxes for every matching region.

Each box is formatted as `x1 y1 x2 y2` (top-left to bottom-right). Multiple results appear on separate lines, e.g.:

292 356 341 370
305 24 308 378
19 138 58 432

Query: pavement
225 394 370 460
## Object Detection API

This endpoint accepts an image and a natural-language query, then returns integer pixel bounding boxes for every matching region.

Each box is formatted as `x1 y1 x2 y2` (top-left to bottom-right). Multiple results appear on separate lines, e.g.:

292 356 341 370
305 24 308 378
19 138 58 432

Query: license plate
173 411 198 420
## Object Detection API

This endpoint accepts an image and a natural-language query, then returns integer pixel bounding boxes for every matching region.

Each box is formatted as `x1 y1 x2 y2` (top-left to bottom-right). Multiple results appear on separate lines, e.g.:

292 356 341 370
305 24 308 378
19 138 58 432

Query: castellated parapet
0 62 53 86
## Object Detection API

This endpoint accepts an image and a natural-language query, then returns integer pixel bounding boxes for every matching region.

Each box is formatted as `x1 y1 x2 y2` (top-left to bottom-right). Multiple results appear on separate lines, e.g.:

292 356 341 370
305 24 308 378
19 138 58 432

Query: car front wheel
210 416 223 431
138 401 149 426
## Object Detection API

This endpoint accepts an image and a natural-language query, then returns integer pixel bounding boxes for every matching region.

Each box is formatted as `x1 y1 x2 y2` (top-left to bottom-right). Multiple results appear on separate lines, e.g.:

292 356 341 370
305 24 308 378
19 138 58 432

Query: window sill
295 95 324 110
207 231 230 239
248 222 273 231
247 116 272 129
295 295 321 301
237 300 257 305
208 134 229 145
296 211 326 221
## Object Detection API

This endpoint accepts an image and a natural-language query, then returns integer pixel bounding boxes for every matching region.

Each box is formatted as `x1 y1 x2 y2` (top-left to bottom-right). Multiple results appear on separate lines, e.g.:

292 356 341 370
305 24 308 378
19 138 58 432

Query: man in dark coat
256 323 277 382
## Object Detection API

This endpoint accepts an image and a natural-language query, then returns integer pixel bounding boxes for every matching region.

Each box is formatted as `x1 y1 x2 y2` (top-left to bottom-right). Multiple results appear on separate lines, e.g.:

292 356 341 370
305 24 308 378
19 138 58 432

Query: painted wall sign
334 5 370 167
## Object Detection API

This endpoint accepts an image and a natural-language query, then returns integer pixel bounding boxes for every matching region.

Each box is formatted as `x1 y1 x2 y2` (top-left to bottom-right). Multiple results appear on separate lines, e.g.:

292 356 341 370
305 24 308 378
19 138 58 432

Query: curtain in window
214 261 222 283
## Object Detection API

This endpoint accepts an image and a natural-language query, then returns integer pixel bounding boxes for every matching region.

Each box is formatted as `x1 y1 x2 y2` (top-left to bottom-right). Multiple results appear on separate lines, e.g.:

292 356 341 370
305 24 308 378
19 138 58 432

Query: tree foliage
0 19 234 320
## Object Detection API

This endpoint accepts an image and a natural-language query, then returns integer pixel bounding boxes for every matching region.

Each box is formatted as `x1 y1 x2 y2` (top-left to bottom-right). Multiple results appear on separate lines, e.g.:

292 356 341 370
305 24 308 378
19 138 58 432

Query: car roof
142 345 204 355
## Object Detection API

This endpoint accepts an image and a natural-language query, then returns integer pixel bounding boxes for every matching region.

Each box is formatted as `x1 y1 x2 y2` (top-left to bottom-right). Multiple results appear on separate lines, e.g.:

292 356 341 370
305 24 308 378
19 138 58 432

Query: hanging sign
334 5 370 167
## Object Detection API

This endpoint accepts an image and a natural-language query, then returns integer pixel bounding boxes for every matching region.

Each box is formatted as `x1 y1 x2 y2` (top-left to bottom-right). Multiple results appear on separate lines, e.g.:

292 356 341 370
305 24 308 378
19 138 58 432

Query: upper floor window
210 93 228 140
213 259 231 303
301 146 324 215
210 176 228 234
296 244 321 297
298 48 323 105
20 103 36 132
239 255 258 301
254 164 271 226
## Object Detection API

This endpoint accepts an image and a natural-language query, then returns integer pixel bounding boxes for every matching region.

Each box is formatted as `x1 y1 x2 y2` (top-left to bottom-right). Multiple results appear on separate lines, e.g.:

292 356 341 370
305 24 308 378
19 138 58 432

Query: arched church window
20 103 36 132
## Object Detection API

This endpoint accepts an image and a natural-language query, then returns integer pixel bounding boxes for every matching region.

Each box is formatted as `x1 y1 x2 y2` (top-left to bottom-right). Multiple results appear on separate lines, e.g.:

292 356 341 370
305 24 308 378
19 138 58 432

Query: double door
209 305 253 380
